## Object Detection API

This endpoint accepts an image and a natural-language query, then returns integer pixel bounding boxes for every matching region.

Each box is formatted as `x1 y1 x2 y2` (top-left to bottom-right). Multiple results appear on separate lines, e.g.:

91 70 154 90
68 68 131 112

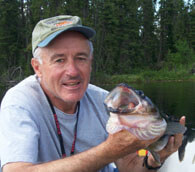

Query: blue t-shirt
0 75 115 172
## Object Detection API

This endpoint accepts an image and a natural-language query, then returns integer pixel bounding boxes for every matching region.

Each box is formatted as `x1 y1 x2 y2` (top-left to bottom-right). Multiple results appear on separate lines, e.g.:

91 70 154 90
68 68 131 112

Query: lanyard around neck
45 94 80 157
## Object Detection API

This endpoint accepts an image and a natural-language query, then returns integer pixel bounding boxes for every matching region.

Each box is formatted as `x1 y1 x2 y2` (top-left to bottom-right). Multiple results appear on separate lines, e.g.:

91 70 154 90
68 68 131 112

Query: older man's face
32 31 92 113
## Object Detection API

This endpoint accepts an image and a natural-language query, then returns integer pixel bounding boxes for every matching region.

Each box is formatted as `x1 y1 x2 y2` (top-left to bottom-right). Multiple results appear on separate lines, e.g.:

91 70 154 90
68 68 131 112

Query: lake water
100 81 195 172
0 81 195 171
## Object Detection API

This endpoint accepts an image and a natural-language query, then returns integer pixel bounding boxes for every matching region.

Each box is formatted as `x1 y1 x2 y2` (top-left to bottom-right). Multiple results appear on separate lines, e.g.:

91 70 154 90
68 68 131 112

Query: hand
148 116 186 167
105 129 161 160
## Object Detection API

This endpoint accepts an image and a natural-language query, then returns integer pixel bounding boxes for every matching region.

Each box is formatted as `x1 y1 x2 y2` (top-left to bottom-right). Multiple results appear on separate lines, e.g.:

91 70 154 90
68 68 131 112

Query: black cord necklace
45 94 80 157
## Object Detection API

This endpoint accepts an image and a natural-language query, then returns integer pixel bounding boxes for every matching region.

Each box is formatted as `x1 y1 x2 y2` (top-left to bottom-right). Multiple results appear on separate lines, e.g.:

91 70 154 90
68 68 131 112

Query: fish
104 83 187 165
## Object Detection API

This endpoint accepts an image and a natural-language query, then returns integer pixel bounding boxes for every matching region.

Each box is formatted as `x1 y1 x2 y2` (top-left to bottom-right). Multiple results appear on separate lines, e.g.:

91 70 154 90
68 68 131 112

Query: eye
55 58 64 63
76 56 87 61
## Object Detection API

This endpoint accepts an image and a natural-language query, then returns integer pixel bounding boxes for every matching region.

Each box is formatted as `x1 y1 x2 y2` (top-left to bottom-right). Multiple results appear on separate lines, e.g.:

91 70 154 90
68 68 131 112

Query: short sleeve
0 105 40 168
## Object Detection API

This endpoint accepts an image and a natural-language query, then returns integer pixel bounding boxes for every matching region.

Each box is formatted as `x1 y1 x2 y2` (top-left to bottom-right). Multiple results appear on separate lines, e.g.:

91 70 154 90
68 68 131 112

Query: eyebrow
49 54 65 61
76 52 89 57
49 51 90 61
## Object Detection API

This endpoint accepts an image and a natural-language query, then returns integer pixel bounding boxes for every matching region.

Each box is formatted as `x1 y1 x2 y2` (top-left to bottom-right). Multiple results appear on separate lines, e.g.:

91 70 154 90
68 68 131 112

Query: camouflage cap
32 15 96 53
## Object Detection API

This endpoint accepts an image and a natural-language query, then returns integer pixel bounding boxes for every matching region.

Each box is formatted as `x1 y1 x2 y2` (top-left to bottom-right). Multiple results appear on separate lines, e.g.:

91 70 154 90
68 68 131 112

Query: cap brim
38 26 96 48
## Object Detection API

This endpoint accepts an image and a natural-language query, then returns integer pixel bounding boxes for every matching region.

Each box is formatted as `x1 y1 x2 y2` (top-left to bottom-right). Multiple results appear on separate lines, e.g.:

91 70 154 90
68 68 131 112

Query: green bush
165 40 195 70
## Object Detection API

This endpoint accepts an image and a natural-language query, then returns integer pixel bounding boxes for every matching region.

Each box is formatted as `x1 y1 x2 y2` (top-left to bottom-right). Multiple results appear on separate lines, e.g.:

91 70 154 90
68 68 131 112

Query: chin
61 94 83 103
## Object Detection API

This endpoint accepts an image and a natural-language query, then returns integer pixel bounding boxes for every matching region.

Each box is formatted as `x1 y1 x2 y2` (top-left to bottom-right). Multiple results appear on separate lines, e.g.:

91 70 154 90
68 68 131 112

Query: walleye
104 83 187 165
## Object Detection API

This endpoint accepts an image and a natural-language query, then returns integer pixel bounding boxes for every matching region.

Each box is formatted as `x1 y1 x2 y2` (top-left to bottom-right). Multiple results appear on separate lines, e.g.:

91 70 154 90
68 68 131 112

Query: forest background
0 0 194 92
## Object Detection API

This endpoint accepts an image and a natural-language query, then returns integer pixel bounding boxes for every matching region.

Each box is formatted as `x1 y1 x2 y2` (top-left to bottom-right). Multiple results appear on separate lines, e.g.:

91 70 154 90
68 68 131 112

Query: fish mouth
105 100 152 115
106 106 135 114
105 94 141 114
104 83 151 114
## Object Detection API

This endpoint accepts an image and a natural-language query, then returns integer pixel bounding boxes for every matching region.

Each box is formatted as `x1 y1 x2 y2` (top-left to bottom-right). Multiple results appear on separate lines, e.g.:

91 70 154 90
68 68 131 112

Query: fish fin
165 121 186 135
178 127 195 161
166 122 187 161
178 133 188 161
149 150 161 166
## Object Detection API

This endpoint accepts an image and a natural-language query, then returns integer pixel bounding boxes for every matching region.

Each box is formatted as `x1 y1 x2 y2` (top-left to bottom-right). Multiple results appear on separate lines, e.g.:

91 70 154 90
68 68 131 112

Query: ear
31 58 42 78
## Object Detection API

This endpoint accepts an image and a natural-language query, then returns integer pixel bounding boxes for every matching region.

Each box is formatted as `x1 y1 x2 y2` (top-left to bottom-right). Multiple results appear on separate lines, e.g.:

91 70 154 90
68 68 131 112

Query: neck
54 100 78 114
41 87 78 114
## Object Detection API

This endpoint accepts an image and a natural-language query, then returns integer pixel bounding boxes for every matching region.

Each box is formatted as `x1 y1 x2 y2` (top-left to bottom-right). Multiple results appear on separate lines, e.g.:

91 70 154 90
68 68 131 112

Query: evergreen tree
140 0 157 66
158 0 174 62
0 0 21 70
157 0 191 63
93 0 142 74
0 0 194 84
187 1 195 50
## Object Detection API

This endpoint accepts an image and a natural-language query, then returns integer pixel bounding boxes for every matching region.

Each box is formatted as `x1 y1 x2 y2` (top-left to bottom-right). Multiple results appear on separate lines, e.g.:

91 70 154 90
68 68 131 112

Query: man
0 15 185 172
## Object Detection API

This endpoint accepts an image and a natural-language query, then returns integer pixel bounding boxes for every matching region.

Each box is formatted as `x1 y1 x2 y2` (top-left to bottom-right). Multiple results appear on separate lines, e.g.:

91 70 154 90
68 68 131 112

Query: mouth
62 81 81 89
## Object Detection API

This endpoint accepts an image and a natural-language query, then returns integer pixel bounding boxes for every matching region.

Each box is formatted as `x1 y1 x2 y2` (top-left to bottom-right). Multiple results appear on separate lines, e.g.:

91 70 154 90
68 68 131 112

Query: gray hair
33 40 94 64
33 47 43 64
89 41 94 57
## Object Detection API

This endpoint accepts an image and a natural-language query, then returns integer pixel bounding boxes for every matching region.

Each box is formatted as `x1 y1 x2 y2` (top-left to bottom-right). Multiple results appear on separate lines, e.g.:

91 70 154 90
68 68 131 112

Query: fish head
104 83 160 118
104 83 167 141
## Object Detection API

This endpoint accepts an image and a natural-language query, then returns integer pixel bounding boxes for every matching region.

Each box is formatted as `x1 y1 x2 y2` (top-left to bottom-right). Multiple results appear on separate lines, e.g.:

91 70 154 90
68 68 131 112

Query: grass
91 66 195 85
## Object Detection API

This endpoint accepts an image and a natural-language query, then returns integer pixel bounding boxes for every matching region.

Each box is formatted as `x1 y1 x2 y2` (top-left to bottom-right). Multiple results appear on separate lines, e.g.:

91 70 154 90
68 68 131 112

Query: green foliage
139 0 157 65
0 0 194 90
188 4 195 50
165 39 195 69
0 0 21 67
91 66 195 86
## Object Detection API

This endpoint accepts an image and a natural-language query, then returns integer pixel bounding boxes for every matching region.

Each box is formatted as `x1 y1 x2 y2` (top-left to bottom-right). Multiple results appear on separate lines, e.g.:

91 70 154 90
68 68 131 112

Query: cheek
84 61 92 74
83 65 92 80
41 67 59 85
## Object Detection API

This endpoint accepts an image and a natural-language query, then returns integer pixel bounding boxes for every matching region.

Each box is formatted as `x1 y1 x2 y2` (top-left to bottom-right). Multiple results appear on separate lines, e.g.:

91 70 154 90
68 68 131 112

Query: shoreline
91 73 195 85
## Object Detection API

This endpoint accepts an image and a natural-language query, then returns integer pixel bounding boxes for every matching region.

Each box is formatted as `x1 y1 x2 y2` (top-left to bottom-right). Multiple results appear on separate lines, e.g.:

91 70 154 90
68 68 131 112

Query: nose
65 59 79 77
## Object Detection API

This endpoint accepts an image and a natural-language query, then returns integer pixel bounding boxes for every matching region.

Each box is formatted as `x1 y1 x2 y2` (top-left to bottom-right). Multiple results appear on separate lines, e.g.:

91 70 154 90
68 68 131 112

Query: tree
187 1 195 50
91 0 142 74
0 0 21 70
0 0 194 86
157 0 192 63
140 0 158 66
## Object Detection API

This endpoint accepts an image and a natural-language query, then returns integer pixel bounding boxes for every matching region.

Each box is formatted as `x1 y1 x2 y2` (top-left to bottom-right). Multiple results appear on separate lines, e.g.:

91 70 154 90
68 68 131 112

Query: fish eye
136 90 145 98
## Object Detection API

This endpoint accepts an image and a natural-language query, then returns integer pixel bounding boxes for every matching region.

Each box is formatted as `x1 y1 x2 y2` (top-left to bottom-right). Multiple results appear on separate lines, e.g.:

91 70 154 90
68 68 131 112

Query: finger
142 135 161 148
157 136 174 161
174 132 183 147
174 134 183 149
173 116 186 147
165 136 174 152
180 116 186 126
